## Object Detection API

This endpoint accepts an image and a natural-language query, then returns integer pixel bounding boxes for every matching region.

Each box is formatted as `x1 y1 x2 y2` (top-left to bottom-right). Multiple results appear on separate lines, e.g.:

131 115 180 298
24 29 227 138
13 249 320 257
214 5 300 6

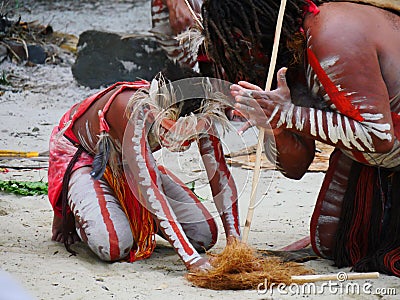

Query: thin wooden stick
0 150 40 158
291 272 380 283
184 0 204 30
242 0 288 243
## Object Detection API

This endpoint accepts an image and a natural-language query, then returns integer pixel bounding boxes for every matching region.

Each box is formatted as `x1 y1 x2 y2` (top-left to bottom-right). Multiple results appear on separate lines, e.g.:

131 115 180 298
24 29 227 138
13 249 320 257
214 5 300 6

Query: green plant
0 180 48 196
0 70 10 85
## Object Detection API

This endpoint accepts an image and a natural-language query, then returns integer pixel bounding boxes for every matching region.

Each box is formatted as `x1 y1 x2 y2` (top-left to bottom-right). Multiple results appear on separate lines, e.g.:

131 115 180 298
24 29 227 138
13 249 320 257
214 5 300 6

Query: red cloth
48 113 94 217
48 81 149 217
63 81 149 143
305 0 320 15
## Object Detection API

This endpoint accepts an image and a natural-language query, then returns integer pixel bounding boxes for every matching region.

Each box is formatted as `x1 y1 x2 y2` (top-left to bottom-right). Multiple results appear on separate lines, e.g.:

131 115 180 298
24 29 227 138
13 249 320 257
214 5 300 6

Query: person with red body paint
202 0 400 276
151 0 209 71
161 0 200 35
151 0 218 80
48 73 240 272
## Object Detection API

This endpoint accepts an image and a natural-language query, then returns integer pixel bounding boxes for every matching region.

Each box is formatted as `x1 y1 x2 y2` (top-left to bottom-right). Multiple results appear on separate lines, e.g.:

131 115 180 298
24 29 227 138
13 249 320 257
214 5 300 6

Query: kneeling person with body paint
203 0 400 276
48 74 240 271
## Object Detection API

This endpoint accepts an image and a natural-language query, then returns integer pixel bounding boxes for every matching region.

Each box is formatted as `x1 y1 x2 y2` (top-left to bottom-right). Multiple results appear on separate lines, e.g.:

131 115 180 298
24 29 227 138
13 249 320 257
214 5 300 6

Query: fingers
68 233 81 245
232 92 262 133
52 232 80 244
237 81 263 91
233 87 268 101
230 82 262 98
171 17 193 34
73 233 81 243
230 84 244 97
234 96 257 117
225 107 235 120
238 121 254 135
227 108 248 122
227 94 256 134
167 1 195 34
55 233 63 243
276 67 289 91
187 257 213 273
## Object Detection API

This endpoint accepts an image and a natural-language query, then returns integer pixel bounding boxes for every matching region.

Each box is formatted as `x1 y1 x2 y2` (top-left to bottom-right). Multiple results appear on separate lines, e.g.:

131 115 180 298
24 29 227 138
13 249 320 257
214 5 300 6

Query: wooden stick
242 0 288 243
291 272 380 283
183 0 204 30
0 150 40 158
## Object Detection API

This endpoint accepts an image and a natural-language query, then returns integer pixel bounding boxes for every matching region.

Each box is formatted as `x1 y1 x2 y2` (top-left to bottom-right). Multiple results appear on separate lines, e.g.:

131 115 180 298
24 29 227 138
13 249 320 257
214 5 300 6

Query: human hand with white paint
230 68 291 134
187 256 212 273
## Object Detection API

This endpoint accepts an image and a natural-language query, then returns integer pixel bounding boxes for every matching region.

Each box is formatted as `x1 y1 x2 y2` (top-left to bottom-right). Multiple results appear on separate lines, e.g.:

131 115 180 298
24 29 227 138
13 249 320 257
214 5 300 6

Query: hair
126 70 232 147
160 61 205 117
202 0 324 85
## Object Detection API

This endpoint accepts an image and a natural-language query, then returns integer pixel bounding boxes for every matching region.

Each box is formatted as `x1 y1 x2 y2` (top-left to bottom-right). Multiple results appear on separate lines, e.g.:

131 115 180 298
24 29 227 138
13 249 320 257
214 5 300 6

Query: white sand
0 1 399 299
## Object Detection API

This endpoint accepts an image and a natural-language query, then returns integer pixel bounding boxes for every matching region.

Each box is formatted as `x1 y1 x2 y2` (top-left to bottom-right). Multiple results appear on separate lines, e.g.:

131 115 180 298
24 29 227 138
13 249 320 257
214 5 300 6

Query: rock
27 45 47 64
71 30 170 88
4 41 27 61
1 40 47 64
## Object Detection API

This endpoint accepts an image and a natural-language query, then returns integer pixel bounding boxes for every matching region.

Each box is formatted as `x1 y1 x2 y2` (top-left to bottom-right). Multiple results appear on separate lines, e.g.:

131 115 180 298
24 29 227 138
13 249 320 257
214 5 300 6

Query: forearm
274 103 394 154
199 133 240 239
125 110 202 268
233 69 394 155
265 129 315 179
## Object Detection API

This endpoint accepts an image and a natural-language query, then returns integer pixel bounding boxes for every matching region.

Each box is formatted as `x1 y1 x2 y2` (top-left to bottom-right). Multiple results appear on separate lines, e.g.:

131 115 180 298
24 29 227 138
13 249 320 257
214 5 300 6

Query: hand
51 213 80 245
230 68 292 134
165 0 196 34
226 235 241 245
186 256 212 273
230 81 263 134
225 107 248 122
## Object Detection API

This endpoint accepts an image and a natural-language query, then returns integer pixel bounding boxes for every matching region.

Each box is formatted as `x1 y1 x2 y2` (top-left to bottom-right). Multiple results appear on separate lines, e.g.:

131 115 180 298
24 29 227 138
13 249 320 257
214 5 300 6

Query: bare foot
51 213 80 245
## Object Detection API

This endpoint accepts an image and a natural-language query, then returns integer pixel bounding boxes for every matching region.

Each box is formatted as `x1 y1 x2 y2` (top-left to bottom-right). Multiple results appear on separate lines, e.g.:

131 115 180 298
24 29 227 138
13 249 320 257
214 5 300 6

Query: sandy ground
0 1 400 299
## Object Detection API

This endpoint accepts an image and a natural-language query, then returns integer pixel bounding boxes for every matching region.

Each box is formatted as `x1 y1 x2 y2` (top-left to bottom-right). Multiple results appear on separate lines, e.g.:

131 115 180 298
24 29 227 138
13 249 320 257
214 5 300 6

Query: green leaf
0 180 48 196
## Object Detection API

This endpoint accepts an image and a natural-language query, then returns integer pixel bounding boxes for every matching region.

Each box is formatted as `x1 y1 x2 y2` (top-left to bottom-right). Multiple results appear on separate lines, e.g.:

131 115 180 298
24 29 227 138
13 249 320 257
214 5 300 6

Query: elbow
284 171 306 180
280 167 307 180
373 139 394 153
277 159 311 180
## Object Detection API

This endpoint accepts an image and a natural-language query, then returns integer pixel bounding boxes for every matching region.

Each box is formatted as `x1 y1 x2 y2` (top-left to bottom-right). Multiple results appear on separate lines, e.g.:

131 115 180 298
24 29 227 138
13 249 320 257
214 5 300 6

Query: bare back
302 1 400 167
71 88 134 154
304 2 400 112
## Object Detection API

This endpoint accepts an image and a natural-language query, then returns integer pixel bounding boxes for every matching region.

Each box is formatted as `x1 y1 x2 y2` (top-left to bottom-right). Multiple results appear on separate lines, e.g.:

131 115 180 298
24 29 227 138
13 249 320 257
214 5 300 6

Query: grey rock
27 45 47 64
0 41 47 64
71 30 170 88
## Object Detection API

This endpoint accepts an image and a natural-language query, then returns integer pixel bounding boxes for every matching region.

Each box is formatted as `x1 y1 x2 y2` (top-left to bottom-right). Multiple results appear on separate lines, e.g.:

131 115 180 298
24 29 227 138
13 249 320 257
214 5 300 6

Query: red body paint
391 112 400 140
307 48 364 122
94 179 120 260
140 127 195 257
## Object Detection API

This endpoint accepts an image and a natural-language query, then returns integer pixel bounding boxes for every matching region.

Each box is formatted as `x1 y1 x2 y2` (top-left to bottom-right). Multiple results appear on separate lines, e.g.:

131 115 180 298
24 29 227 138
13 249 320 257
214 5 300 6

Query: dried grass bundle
186 239 313 290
